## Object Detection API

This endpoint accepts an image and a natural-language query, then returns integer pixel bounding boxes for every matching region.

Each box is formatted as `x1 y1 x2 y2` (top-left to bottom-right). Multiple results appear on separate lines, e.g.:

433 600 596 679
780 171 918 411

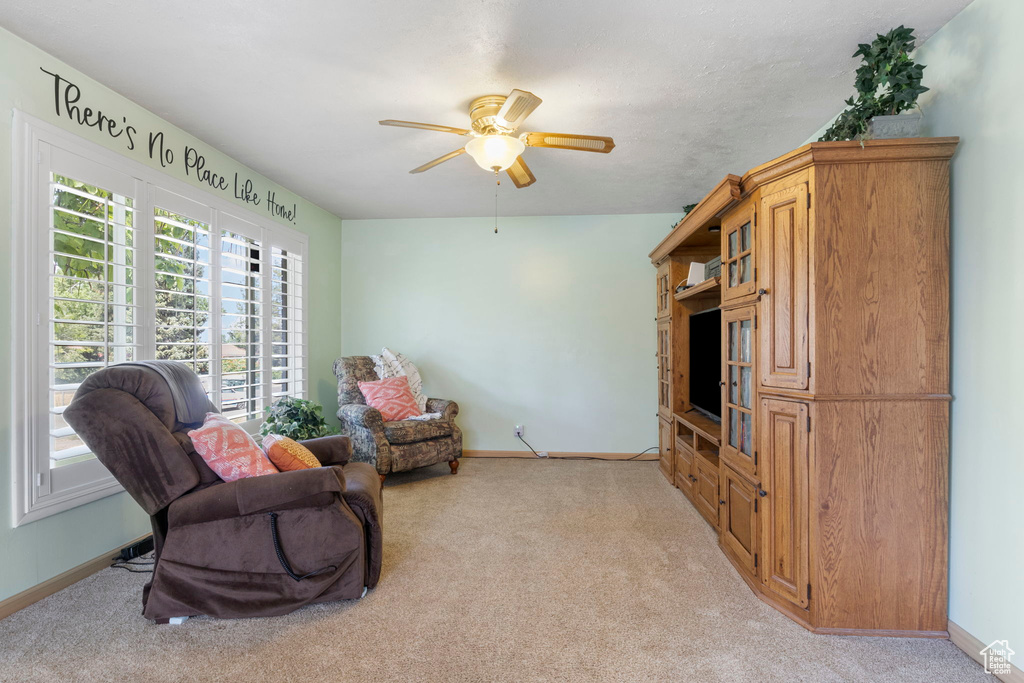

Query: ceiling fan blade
495 89 543 131
380 120 471 136
524 132 615 153
506 156 536 188
409 147 467 174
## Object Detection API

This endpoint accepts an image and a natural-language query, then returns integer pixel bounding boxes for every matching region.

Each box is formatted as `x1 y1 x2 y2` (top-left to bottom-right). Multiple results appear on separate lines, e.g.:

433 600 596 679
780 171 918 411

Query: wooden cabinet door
759 183 809 390
658 417 673 483
759 398 810 609
657 319 672 421
674 438 695 498
656 260 671 318
720 464 758 576
721 306 756 477
694 457 720 528
722 201 756 301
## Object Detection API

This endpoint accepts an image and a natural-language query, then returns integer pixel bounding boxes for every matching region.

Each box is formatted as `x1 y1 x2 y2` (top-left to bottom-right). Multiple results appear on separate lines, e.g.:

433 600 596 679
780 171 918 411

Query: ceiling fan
379 89 615 188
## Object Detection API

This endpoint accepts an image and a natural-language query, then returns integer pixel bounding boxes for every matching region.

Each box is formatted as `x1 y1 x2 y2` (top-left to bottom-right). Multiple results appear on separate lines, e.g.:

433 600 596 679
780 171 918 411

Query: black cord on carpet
552 446 657 461
109 563 153 574
513 435 658 461
110 552 155 573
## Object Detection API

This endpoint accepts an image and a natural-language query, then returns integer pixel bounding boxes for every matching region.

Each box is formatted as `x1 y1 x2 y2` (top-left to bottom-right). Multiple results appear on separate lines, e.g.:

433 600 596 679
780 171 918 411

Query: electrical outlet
537 451 549 458
514 425 524 438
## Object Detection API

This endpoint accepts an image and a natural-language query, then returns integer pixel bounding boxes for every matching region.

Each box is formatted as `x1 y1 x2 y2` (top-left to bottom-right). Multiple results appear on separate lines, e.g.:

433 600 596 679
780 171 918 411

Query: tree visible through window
50 174 138 468
219 231 264 421
153 206 212 373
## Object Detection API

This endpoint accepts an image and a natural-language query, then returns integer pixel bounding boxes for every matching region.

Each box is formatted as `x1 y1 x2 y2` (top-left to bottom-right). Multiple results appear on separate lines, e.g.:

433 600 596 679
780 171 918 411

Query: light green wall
340 214 676 454
0 27 343 602
914 0 1024 652
806 0 1023 651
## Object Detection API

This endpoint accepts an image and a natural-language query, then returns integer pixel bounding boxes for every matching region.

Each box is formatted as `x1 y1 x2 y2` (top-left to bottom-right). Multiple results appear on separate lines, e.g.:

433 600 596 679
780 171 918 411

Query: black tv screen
689 308 721 420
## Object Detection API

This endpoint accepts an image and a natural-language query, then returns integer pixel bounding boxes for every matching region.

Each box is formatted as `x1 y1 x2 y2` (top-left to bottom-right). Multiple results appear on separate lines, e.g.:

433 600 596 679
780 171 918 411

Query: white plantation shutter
16 142 147 517
49 170 140 467
14 113 309 525
270 242 306 400
219 213 267 421
152 188 215 391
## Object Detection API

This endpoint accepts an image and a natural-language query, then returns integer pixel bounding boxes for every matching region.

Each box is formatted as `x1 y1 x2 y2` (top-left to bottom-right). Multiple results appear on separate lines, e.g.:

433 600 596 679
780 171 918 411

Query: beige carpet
0 459 987 682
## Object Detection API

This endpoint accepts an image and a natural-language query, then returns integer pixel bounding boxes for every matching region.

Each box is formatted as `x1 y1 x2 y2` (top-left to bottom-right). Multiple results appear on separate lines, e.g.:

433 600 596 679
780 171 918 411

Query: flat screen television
688 308 721 421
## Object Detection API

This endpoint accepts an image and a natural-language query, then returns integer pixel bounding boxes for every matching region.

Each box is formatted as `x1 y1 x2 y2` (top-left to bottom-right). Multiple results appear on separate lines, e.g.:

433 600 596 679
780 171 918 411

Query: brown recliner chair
63 363 383 622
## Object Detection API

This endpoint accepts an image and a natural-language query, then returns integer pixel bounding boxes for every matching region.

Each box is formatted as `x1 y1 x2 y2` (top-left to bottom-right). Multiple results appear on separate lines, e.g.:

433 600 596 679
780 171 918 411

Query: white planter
867 112 922 139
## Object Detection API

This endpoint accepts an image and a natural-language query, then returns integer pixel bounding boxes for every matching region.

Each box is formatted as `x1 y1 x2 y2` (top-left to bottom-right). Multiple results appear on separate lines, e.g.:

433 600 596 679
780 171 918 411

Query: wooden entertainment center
651 137 958 637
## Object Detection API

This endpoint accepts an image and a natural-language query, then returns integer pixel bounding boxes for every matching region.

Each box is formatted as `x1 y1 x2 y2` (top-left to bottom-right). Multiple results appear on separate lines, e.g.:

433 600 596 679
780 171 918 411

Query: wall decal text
39 67 298 224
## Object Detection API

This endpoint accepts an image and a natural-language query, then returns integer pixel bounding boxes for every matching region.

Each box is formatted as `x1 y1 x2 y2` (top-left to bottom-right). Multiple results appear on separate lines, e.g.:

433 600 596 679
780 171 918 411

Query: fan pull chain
494 169 500 234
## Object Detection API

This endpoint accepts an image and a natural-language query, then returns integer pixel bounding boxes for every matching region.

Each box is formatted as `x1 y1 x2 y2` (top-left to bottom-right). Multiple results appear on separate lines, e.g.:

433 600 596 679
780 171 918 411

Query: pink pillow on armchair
358 376 422 422
188 413 279 482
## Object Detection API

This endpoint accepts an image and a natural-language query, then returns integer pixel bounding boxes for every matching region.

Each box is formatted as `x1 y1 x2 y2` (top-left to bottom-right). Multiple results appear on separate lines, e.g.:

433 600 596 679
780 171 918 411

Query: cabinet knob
758 288 769 296
758 488 768 497
719 499 726 506
719 381 726 387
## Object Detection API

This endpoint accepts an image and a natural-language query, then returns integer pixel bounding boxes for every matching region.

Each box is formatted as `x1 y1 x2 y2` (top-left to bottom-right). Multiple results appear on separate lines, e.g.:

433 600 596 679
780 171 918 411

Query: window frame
11 111 309 526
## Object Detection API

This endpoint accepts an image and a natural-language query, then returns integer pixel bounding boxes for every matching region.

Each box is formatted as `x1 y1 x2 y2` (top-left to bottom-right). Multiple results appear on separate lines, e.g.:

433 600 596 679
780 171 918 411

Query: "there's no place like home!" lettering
39 67 298 224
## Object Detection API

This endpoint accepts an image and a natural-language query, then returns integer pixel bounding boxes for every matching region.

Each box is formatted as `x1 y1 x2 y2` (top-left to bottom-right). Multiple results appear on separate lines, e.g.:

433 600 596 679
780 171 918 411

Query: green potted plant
819 26 929 142
260 396 334 440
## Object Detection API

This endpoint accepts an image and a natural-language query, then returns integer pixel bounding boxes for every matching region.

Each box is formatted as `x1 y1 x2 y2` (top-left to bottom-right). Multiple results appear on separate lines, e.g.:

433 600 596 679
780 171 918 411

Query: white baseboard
948 620 1024 683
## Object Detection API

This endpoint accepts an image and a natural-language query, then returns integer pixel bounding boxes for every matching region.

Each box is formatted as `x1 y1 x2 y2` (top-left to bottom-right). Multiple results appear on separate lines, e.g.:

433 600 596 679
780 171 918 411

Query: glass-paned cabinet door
722 200 756 300
656 260 671 318
722 306 756 476
657 319 672 419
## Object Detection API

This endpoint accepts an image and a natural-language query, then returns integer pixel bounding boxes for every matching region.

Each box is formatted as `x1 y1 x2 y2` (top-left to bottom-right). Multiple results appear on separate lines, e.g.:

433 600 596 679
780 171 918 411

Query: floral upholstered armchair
333 356 462 480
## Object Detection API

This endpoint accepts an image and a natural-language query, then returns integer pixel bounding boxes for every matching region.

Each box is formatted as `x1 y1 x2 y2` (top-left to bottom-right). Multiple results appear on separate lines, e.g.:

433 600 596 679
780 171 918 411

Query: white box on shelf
686 262 706 287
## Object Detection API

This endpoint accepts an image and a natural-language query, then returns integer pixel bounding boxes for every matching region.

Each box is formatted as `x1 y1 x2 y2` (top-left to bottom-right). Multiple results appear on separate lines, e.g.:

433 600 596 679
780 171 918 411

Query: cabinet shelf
696 449 720 467
674 276 721 302
674 410 721 447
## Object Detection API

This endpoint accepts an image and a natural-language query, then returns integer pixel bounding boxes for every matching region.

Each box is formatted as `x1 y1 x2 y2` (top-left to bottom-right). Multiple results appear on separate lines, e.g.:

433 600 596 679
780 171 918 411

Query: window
153 203 213 388
12 112 308 525
271 245 305 401
50 172 140 469
218 224 264 420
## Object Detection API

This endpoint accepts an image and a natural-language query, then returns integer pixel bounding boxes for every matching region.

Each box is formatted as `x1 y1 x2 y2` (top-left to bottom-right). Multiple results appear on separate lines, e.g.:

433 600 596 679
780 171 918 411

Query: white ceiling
0 0 971 220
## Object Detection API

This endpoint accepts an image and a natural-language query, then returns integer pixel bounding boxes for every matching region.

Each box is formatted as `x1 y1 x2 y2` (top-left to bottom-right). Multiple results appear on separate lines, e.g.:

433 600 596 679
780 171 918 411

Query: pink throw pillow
358 376 422 422
188 413 279 482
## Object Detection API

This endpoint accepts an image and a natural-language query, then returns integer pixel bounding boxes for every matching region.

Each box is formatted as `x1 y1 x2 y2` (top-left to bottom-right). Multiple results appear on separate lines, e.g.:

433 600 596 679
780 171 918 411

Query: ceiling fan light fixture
380 88 615 187
464 134 525 172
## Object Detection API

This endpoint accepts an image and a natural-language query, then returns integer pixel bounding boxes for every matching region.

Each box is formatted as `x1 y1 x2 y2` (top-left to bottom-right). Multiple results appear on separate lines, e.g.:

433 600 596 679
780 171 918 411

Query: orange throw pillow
188 413 279 482
358 376 422 422
262 434 320 472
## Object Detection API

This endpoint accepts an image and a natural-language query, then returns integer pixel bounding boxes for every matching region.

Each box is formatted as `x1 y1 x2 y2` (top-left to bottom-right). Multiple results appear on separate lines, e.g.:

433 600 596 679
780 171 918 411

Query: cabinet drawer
658 418 674 483
694 457 720 528
674 438 695 498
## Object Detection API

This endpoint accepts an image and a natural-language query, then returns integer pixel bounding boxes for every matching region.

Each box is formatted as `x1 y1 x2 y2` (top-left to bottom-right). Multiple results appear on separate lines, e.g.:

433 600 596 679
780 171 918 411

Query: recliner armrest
168 467 346 527
425 398 459 422
340 461 383 588
299 435 352 466
338 403 384 431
